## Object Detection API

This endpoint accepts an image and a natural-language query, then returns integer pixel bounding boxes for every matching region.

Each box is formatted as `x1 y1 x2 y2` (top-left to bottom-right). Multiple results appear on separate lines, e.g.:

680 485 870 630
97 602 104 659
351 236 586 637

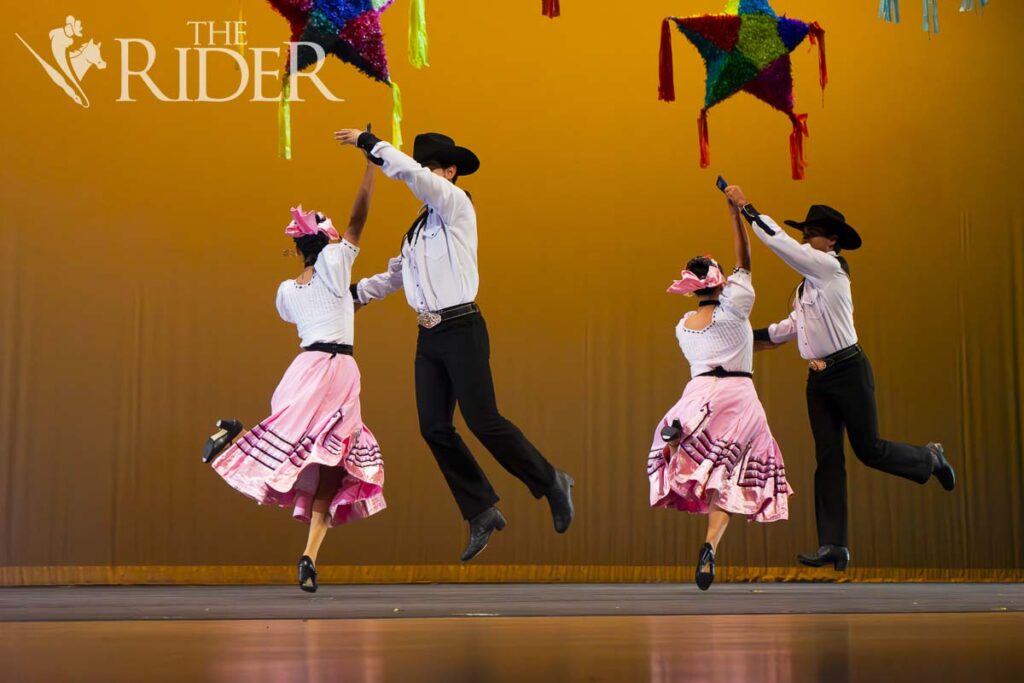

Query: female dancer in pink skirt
647 194 791 590
203 161 385 593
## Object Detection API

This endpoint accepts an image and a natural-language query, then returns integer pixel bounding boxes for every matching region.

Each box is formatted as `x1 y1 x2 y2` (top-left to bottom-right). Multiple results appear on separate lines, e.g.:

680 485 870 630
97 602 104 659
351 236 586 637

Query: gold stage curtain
1 2 1022 583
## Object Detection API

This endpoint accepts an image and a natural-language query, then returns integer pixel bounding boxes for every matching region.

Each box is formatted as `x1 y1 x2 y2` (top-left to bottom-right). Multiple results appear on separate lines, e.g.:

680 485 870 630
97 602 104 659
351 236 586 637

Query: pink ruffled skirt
647 376 791 523
213 352 385 526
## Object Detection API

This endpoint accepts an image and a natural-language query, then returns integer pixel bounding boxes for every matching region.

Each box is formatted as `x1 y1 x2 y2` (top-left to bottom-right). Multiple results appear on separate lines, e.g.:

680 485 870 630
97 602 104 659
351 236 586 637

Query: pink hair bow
284 205 340 241
667 264 725 295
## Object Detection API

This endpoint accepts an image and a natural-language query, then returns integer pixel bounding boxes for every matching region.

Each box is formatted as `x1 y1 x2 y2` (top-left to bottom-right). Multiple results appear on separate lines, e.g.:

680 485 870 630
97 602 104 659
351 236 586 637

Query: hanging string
959 0 989 13
278 78 292 160
408 0 429 68
390 80 404 150
237 1 246 59
923 0 940 34
878 0 901 23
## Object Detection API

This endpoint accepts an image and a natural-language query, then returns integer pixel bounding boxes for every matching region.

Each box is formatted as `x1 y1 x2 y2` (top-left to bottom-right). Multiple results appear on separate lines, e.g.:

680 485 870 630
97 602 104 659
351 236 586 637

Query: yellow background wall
2 1 1022 583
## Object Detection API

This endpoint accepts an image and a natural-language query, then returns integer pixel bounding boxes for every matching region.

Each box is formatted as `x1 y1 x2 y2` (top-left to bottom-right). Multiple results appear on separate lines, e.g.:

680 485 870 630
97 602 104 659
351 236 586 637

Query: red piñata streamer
658 18 675 102
789 113 809 180
807 22 828 92
698 108 711 168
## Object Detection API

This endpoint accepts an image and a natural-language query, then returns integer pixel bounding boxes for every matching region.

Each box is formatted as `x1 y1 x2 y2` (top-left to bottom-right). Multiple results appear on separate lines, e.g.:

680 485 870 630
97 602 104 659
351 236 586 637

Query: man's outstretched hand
754 340 783 352
334 129 363 146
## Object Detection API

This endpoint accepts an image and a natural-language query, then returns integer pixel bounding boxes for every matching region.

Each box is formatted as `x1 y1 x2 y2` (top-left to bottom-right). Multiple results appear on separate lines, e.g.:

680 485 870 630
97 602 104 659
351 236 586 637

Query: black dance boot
695 543 715 591
545 470 575 534
797 545 850 571
201 419 243 464
460 507 507 562
928 443 956 491
298 555 318 593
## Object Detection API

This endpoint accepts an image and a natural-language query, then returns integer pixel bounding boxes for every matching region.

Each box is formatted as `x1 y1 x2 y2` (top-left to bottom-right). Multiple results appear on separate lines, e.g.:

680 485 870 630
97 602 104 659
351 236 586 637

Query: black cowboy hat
784 204 862 251
412 133 480 176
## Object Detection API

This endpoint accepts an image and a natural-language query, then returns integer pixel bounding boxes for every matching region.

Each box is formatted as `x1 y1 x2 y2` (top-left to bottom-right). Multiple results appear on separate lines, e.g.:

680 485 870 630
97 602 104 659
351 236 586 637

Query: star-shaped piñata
269 0 429 158
658 0 827 179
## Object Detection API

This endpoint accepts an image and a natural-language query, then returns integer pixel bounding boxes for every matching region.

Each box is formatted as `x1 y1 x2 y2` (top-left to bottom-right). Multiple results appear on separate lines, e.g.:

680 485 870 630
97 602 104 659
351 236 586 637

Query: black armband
350 284 364 303
740 204 776 236
753 327 772 342
357 131 384 166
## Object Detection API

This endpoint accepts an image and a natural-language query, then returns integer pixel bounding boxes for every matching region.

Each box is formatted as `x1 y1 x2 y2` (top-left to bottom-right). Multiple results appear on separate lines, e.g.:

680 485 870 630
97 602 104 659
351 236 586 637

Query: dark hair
788 251 852 310
293 212 330 267
821 232 851 277
831 240 851 278
685 255 721 297
836 254 851 277
424 159 459 185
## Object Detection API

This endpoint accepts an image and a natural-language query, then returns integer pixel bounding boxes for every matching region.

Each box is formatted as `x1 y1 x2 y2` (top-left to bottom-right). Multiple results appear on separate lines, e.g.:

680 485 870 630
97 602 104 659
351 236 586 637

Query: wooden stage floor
1 584 1022 682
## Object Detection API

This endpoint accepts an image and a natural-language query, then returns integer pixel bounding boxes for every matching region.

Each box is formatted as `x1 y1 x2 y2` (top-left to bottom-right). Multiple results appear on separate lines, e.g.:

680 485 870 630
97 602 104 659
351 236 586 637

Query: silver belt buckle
417 311 442 329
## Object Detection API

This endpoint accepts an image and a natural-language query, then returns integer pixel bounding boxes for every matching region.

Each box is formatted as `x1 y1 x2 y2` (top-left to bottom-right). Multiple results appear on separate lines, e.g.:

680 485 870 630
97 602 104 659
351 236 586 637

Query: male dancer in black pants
334 127 574 561
723 184 956 571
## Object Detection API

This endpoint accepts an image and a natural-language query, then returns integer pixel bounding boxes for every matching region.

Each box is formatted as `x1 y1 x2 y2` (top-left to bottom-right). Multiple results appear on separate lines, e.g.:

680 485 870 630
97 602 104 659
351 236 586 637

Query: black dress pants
414 311 556 520
805 353 933 547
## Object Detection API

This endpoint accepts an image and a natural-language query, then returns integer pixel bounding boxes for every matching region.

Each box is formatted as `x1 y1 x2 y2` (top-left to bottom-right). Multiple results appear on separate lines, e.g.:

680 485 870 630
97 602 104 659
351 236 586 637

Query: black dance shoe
460 507 507 562
201 419 243 464
797 545 850 571
928 443 956 491
298 555 318 593
545 470 575 534
695 542 715 591
661 419 683 444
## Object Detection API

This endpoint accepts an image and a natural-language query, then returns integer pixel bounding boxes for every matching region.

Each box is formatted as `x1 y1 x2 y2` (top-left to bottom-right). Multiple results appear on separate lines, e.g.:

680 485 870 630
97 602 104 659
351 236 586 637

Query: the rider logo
16 15 106 108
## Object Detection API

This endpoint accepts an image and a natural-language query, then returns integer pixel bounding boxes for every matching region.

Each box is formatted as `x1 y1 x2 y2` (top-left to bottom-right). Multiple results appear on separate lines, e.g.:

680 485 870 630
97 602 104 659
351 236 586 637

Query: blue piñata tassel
878 0 900 23
923 0 939 34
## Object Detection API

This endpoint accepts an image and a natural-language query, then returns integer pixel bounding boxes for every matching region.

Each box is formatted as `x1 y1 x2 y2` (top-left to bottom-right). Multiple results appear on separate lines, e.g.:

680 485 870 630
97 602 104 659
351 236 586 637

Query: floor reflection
648 615 856 683
0 613 1018 682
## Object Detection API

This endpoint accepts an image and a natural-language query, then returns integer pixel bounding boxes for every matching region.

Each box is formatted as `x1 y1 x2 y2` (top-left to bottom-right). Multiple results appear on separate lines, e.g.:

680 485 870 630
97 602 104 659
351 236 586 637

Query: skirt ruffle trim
214 415 385 528
649 443 791 523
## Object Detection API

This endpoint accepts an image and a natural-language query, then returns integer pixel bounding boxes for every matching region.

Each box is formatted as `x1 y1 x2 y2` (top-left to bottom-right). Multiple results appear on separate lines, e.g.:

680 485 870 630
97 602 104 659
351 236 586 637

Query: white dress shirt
676 270 756 377
752 214 858 360
355 141 479 312
276 240 359 348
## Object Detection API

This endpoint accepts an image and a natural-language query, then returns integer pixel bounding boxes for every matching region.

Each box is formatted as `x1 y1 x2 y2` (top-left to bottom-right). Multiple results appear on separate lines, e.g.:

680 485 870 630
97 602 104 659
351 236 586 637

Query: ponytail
836 254 851 278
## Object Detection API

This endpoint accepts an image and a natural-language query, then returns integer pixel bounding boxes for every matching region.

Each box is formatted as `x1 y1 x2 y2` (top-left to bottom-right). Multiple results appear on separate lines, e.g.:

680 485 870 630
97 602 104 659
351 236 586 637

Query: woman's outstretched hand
724 185 748 209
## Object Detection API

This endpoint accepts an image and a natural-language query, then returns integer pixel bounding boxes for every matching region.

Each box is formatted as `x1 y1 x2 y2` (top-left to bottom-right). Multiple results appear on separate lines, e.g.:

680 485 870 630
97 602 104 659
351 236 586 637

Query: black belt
808 344 862 372
303 342 354 357
697 366 753 379
417 302 480 329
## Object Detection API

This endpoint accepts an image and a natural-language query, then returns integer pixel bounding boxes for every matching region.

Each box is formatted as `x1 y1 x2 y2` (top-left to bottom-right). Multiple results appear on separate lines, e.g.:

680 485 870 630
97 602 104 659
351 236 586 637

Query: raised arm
724 186 839 284
344 162 376 246
334 128 467 226
728 198 751 272
716 199 756 319
748 215 840 284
